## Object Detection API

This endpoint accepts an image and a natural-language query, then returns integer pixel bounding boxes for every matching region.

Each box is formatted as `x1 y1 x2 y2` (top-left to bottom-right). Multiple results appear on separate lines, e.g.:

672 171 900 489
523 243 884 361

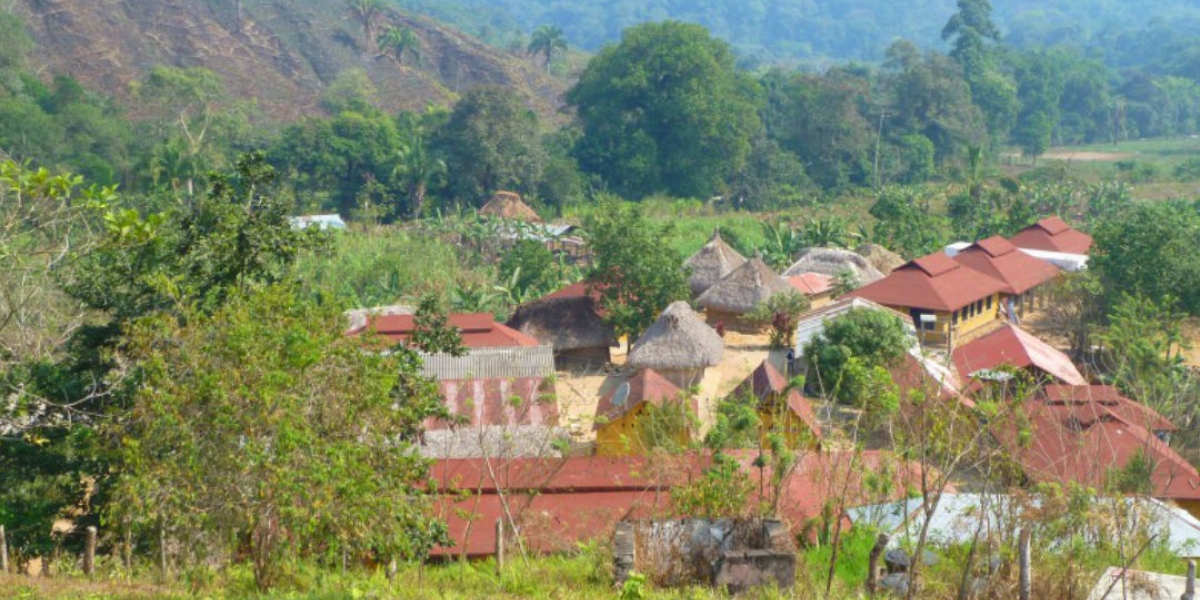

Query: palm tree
527 25 567 73
347 0 384 53
391 137 444 218
378 25 421 66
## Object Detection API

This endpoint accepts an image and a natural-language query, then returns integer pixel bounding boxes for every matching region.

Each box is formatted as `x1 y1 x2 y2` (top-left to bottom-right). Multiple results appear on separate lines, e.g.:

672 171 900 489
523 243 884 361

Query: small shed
507 287 616 369
480 191 541 222
594 369 696 456
627 302 724 388
784 248 885 287
696 255 795 329
730 360 821 449
684 229 748 297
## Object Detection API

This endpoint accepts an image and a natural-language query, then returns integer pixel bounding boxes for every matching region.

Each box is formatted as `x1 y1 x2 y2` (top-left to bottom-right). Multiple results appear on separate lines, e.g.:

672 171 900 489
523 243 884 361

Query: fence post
1 525 8 574
1019 528 1031 600
495 519 505 575
1184 560 1196 600
84 526 97 577
866 533 889 595
159 524 168 579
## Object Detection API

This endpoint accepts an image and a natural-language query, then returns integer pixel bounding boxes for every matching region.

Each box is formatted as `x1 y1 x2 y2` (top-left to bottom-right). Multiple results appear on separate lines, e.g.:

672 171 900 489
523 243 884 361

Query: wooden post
1 524 8 574
386 557 398 582
494 519 505 575
84 526 97 577
1019 528 1031 600
1183 560 1196 600
159 524 168 579
866 533 889 595
124 528 133 574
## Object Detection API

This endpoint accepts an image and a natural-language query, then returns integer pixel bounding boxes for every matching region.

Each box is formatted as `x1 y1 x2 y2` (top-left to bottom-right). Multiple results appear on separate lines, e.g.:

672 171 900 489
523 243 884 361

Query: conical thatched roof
627 302 724 371
696 255 794 315
480 191 541 222
855 243 906 275
784 248 885 285
506 295 615 351
684 229 748 296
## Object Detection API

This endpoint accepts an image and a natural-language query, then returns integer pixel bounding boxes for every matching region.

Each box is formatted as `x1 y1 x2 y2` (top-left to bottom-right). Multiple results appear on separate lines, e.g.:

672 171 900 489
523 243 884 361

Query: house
507 282 616 369
729 360 822 449
627 302 724 388
785 272 836 309
349 312 555 380
1010 216 1092 255
427 450 934 558
951 324 1086 387
696 254 795 329
684 229 748 297
791 297 917 375
1002 386 1200 516
847 252 1008 349
855 243 906 275
784 248 885 286
593 369 697 456
479 190 541 222
951 236 1061 318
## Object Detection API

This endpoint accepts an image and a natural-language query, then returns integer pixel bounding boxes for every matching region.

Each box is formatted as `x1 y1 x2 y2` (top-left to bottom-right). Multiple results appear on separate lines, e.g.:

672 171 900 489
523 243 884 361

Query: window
952 310 959 325
986 296 993 310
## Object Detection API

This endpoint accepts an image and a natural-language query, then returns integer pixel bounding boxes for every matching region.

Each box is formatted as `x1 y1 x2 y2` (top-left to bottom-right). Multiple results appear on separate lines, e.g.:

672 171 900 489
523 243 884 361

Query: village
331 192 1200 598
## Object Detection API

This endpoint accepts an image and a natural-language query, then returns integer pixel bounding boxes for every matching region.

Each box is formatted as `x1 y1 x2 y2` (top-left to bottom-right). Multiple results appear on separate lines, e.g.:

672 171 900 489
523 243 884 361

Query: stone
713 549 796 595
885 548 911 572
879 572 910 595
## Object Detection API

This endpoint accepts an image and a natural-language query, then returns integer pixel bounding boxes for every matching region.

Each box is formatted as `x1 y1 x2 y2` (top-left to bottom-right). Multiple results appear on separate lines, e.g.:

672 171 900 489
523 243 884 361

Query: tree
111 285 449 590
433 86 546 205
1012 51 1065 162
747 291 810 350
348 0 385 53
527 25 567 73
803 308 909 404
567 21 763 199
1090 200 1200 315
378 25 421 66
869 186 951 258
584 197 690 341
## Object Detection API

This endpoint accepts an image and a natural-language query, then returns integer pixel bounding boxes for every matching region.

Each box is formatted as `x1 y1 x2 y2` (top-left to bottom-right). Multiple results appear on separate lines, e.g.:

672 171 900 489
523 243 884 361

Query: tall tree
527 25 568 73
348 0 385 53
567 21 763 199
378 25 421 66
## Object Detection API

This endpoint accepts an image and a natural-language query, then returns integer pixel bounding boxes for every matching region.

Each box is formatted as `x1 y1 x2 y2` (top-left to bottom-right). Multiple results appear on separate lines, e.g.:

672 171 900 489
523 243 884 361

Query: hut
627 302 724 388
507 284 616 369
684 229 748 297
594 369 697 456
854 243 906 275
480 191 541 222
730 360 822 449
784 248 885 287
696 254 795 329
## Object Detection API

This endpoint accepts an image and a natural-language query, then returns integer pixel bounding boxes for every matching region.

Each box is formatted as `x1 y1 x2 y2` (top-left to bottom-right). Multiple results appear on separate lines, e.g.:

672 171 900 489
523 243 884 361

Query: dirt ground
554 330 775 445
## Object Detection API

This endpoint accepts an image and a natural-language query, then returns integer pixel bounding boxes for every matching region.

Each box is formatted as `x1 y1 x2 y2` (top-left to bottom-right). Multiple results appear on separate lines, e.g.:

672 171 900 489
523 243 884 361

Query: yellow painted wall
899 293 1002 348
595 403 693 456
758 405 819 450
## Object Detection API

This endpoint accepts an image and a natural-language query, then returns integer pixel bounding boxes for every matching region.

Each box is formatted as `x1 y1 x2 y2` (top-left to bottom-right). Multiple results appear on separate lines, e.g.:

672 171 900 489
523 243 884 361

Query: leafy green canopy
568 21 763 199
112 285 449 590
804 308 909 405
584 197 690 341
1090 200 1200 315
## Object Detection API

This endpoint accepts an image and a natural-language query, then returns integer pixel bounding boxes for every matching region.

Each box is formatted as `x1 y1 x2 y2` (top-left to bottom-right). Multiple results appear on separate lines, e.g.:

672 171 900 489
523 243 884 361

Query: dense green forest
394 0 1200 66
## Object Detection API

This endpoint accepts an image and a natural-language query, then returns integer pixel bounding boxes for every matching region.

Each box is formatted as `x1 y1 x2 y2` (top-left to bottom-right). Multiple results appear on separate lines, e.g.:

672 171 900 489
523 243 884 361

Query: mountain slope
9 0 566 120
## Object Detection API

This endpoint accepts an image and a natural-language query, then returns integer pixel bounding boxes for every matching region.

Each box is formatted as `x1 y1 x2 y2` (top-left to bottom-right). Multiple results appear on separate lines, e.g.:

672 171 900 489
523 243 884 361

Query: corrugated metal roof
952 324 1086 385
1010 216 1093 254
419 346 554 380
786 272 835 296
848 251 1009 313
431 377 558 428
353 313 540 348
953 236 1061 295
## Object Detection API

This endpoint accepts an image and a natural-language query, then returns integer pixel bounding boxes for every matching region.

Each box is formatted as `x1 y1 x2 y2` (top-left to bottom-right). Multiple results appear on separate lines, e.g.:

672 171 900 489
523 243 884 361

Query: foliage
584 198 690 341
527 25 567 72
1090 200 1200 315
111 285 449 590
804 308 909 404
868 186 950 258
408 295 467 356
670 454 754 520
747 291 811 350
1096 294 1189 411
568 21 763 199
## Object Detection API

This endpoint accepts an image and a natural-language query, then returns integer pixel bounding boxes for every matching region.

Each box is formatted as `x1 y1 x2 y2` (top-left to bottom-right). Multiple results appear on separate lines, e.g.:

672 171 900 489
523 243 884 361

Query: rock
879 572 910 595
885 548 911 572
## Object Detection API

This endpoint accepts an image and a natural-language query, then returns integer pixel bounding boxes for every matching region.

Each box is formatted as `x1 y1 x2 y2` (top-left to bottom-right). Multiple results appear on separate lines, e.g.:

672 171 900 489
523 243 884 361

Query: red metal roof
351 313 540 348
732 360 822 439
1009 217 1093 255
1004 395 1200 501
1043 384 1176 433
953 236 1060 295
429 378 559 429
952 325 1086 385
427 450 932 557
593 369 689 428
787 272 835 296
847 251 1008 312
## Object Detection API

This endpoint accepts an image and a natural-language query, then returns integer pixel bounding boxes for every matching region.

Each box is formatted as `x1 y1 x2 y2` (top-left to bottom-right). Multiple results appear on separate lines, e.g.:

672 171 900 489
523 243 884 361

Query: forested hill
398 0 1200 66
6 0 565 121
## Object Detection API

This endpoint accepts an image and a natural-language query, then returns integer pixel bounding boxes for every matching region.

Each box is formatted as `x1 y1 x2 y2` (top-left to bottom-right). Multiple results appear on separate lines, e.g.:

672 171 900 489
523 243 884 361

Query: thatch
855 243 906 274
480 191 541 222
507 295 615 351
696 255 794 315
784 248 885 285
627 302 724 371
684 229 748 296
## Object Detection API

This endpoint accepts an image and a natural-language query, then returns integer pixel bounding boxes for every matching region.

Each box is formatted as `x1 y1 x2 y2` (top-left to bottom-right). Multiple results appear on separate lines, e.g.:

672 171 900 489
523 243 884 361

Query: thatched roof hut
506 293 616 366
696 255 794 315
480 191 541 222
627 302 724 378
784 248 885 285
855 243 906 274
684 229 748 296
